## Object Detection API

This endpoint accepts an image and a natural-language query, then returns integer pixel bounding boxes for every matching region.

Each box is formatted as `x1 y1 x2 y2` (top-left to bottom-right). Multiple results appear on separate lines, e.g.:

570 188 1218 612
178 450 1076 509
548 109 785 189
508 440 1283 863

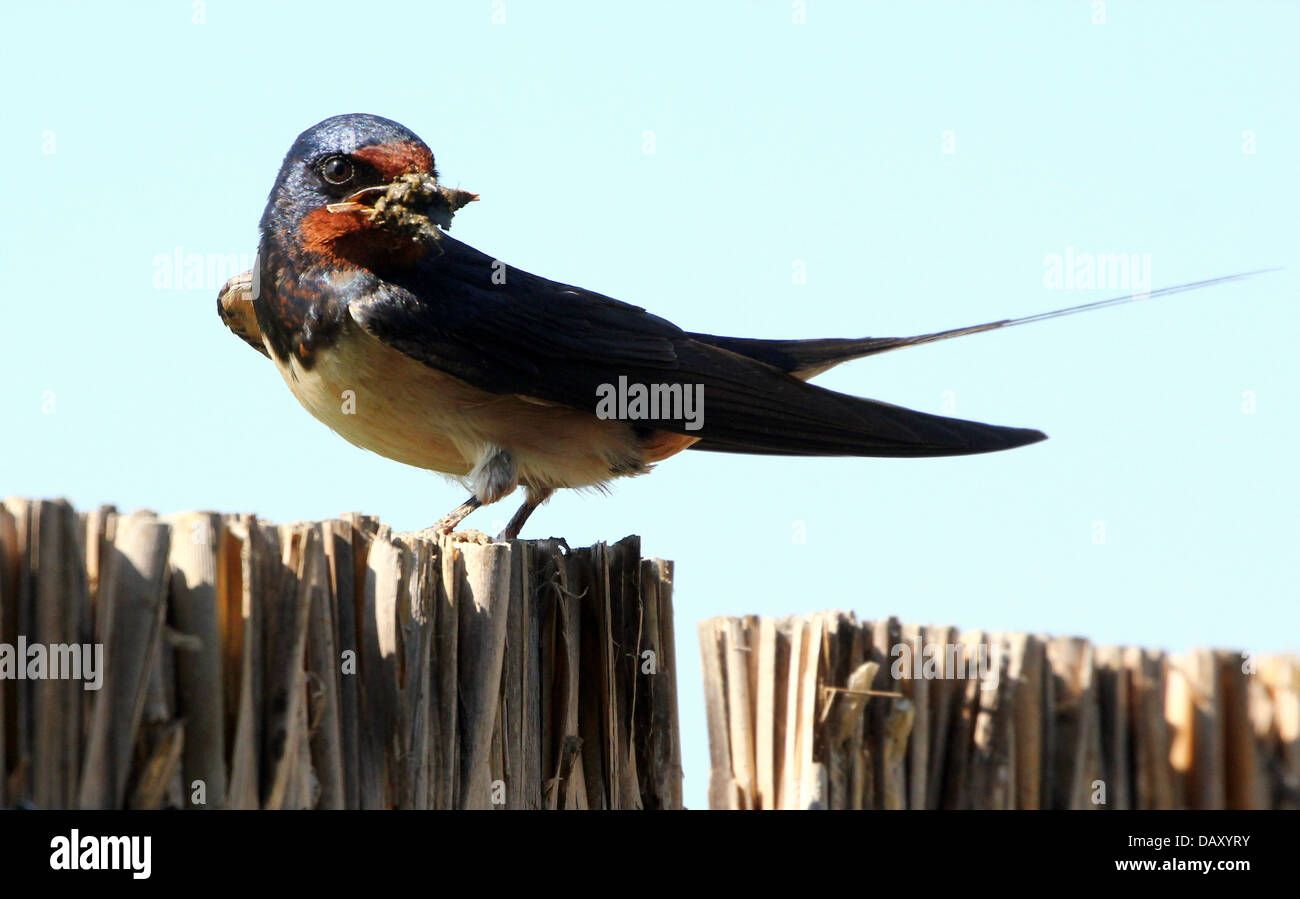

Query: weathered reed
700 613 1298 809
0 499 681 809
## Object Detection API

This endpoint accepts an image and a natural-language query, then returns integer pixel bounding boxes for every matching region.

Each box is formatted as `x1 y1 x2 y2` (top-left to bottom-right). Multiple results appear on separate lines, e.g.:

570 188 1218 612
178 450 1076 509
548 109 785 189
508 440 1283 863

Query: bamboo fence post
78 510 171 809
0 499 682 810
164 511 227 807
699 613 1299 810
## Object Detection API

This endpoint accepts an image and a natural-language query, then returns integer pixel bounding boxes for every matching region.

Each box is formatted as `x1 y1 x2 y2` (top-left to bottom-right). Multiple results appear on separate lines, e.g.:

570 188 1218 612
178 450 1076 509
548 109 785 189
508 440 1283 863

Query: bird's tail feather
689 270 1275 379
686 397 1048 457
684 269 1273 458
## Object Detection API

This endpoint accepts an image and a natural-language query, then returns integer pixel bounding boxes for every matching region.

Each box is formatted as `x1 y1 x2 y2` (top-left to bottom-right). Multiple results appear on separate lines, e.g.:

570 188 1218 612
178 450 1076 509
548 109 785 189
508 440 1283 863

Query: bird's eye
321 156 354 185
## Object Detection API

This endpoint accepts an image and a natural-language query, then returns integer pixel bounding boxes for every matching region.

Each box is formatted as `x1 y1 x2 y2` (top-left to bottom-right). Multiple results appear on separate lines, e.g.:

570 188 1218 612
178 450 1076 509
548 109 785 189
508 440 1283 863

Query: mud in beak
325 175 478 230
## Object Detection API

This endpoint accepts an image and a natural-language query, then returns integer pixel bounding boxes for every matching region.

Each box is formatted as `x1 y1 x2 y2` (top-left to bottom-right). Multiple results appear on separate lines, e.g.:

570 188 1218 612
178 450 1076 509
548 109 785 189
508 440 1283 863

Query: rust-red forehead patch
354 141 435 180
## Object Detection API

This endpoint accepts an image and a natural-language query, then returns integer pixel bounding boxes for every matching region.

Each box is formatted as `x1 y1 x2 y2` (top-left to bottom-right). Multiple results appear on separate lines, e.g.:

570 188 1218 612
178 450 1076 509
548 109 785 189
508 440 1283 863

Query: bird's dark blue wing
347 235 1045 457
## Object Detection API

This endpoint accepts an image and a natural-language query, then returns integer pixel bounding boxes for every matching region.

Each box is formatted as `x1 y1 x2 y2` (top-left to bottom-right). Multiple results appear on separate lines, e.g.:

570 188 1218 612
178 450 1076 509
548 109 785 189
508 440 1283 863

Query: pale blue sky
2 2 1296 810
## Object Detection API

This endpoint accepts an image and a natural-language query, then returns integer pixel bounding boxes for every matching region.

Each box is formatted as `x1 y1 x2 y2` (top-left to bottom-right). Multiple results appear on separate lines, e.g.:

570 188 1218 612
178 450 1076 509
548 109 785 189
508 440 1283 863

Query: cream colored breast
273 317 478 476
269 315 647 491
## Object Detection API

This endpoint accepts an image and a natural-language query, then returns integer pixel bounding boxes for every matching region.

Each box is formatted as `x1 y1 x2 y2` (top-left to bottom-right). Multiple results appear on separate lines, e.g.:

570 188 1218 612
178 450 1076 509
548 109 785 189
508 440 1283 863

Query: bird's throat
253 243 366 368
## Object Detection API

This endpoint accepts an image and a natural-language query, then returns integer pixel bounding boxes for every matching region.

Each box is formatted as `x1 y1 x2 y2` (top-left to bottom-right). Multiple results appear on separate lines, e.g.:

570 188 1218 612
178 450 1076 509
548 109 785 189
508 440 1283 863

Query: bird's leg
429 446 522 539
431 448 526 539
432 494 482 535
497 486 555 541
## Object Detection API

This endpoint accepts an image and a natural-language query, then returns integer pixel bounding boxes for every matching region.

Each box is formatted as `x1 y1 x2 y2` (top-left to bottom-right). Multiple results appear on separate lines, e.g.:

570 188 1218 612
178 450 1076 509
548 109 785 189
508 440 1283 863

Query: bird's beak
325 174 480 233
325 185 390 215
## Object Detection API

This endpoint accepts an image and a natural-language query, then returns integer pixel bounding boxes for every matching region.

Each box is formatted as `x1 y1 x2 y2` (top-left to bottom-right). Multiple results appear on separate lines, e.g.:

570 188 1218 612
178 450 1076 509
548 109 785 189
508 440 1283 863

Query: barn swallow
220 113 1265 539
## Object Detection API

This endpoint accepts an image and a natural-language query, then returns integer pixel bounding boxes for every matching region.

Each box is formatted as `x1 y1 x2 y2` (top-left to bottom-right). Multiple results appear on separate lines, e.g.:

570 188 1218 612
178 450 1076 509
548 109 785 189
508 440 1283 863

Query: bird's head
260 113 476 269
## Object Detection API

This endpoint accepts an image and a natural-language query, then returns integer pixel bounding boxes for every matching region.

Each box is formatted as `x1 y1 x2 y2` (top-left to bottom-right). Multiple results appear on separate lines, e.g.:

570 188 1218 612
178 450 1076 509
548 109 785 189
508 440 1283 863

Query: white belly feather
269 315 641 492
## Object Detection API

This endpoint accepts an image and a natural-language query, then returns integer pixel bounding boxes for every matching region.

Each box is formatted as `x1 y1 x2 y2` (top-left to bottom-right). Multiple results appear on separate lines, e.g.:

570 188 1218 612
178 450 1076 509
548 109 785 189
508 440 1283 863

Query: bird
220 112 1264 540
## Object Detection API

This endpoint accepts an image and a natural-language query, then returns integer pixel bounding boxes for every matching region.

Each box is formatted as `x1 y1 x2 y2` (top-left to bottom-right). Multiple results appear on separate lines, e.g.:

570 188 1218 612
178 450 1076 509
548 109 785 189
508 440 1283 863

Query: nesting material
366 173 478 247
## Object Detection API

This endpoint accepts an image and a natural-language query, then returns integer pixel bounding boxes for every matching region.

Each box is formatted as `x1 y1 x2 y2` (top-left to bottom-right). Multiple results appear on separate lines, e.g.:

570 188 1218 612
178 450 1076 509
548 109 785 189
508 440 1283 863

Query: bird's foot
495 487 556 542
427 494 482 538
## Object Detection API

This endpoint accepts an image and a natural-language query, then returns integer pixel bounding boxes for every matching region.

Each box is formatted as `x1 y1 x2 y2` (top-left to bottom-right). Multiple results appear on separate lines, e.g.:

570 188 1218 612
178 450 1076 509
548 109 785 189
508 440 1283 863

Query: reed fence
0 498 681 809
699 613 1298 809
